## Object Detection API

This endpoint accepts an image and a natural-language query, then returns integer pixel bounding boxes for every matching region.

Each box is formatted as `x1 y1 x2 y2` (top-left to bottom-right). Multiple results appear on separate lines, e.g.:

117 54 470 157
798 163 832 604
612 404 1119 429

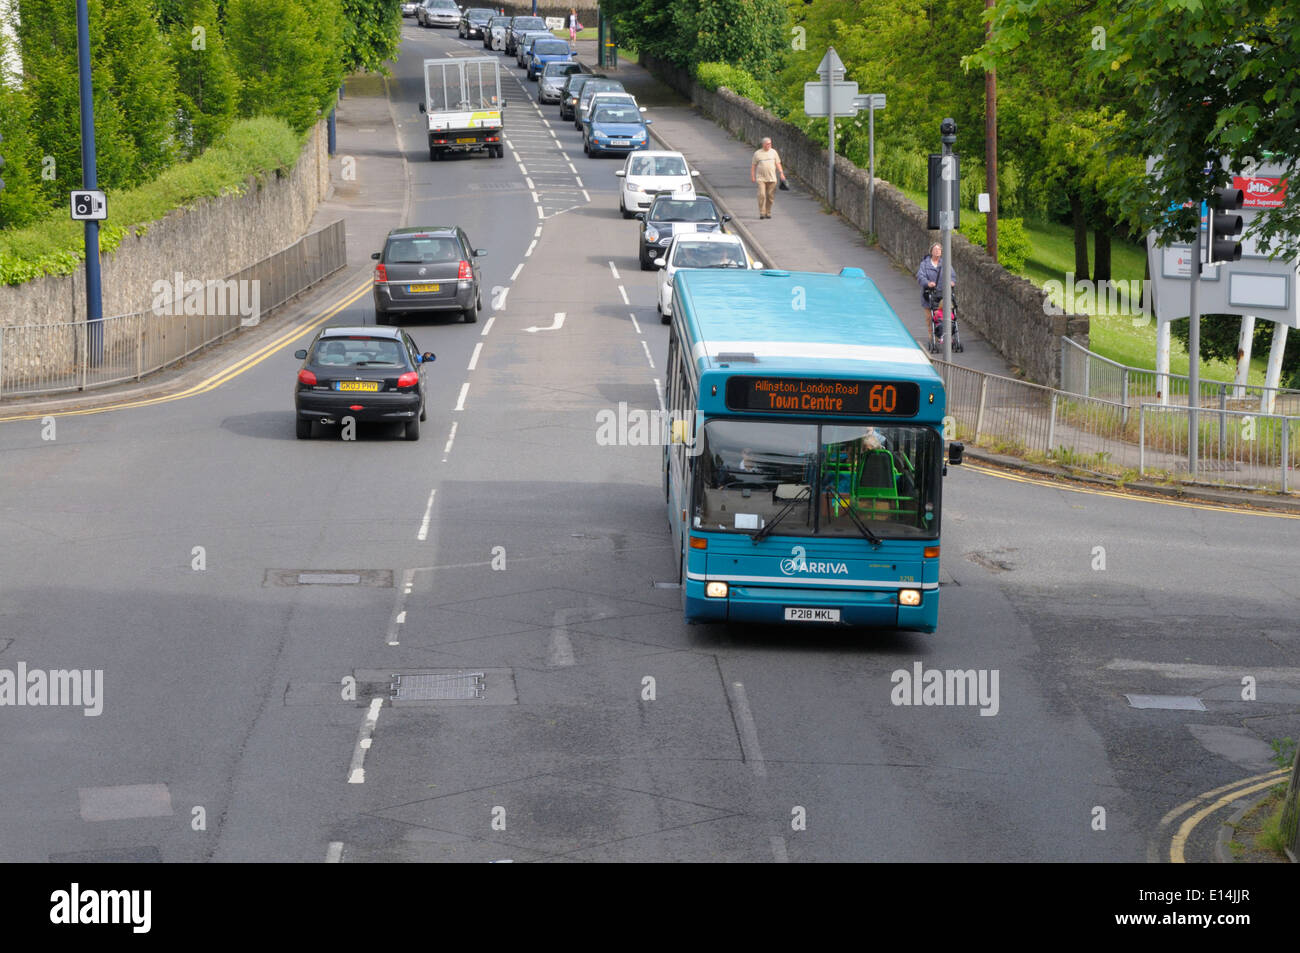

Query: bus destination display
725 376 920 416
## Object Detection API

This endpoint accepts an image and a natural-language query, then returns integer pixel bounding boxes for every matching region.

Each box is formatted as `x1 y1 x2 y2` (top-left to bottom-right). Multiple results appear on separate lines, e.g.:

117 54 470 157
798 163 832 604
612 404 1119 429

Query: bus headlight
705 581 728 598
899 589 921 606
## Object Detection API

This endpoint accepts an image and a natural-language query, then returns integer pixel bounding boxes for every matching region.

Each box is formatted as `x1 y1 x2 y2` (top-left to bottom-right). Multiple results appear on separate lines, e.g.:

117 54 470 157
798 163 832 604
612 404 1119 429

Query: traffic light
1207 186 1244 263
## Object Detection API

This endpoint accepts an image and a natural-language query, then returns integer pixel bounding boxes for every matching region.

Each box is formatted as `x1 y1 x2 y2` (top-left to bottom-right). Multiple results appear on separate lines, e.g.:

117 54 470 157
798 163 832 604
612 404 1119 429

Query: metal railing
1061 336 1300 418
0 219 346 399
1283 750 1300 863
936 360 1300 494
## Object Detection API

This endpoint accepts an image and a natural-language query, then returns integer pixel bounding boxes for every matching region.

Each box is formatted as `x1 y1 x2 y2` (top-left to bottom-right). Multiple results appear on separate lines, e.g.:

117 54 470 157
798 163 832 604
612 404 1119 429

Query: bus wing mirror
948 442 964 465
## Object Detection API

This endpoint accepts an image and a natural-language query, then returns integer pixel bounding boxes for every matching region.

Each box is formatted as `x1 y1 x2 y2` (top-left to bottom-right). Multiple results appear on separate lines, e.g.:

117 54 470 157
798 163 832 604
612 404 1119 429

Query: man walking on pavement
751 137 787 219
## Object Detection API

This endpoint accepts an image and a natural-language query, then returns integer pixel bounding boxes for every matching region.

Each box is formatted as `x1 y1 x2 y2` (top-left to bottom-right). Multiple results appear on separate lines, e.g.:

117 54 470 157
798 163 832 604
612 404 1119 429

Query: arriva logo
779 545 848 576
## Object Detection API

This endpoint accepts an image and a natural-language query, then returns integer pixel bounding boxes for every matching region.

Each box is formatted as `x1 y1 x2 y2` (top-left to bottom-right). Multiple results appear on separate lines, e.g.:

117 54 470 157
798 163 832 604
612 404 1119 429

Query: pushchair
922 286 963 353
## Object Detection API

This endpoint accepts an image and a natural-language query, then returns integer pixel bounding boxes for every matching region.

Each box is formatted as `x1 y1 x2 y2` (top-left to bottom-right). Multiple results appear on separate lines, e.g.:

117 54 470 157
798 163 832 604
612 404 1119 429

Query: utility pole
984 0 998 260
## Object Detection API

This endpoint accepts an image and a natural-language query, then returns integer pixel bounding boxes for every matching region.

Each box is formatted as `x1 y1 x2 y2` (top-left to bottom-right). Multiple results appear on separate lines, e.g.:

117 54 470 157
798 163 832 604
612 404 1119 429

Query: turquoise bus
663 266 963 631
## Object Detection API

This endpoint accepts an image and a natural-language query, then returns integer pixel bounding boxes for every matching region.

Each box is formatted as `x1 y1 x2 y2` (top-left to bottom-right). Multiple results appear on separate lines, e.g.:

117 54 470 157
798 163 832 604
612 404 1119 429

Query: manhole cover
1125 694 1207 711
392 672 485 701
264 569 393 587
299 573 360 585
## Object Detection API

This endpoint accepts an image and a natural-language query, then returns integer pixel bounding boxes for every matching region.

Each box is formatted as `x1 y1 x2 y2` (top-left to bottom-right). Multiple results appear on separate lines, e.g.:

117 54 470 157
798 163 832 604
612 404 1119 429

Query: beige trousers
757 180 777 216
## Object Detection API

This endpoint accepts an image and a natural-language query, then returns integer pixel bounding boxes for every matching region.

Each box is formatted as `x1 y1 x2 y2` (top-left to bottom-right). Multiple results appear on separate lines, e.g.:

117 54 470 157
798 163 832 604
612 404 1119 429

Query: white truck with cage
418 56 507 160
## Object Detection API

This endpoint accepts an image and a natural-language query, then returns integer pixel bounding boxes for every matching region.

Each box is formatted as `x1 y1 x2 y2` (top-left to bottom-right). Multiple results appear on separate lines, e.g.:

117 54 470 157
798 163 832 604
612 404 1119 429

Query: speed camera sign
70 190 107 221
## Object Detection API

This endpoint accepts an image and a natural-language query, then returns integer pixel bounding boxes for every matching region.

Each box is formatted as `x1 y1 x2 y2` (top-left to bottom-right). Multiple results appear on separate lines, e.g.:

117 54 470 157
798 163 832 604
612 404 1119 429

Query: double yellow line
963 461 1300 520
0 279 372 422
1154 767 1290 863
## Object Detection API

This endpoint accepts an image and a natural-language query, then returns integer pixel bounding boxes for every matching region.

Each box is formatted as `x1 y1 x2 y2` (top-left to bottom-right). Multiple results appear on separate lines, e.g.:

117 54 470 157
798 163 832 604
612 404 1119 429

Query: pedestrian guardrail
0 219 346 399
1061 336 1300 417
1282 750 1300 863
936 360 1299 494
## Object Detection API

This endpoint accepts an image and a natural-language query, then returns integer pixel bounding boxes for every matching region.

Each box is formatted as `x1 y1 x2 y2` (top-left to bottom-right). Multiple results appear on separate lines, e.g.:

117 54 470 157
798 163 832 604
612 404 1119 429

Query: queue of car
303 19 758 440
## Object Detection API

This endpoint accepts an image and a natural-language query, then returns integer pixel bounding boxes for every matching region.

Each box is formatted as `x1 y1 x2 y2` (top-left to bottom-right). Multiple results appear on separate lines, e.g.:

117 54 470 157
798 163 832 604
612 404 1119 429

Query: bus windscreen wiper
752 486 811 543
824 486 881 546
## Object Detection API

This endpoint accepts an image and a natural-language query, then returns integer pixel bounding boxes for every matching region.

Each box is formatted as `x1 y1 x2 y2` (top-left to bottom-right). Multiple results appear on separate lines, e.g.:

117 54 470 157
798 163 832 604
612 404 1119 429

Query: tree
226 0 342 134
340 0 402 75
0 49 47 228
97 0 181 180
974 0 1300 258
168 0 240 158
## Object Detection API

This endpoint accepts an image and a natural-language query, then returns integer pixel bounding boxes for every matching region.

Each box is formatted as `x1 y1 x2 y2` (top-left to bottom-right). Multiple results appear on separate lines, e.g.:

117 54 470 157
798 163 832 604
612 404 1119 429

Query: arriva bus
663 266 963 631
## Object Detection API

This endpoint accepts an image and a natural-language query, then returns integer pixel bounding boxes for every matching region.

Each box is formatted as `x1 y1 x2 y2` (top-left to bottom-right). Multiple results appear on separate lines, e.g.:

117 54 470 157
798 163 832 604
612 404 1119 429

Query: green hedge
694 62 769 110
958 213 1033 273
0 117 303 287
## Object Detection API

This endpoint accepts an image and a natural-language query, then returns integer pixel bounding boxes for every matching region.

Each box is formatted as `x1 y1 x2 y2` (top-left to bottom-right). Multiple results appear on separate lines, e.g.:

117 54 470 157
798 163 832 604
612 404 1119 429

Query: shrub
694 61 769 109
959 213 1032 273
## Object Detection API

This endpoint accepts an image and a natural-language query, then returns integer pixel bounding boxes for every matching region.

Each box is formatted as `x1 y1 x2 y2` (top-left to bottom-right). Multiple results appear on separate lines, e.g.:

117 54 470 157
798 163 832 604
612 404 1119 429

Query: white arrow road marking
525 312 566 333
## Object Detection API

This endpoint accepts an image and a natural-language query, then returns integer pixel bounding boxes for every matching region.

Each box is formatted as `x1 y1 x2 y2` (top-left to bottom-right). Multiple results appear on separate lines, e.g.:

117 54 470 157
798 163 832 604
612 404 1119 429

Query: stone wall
0 120 331 329
642 54 1088 387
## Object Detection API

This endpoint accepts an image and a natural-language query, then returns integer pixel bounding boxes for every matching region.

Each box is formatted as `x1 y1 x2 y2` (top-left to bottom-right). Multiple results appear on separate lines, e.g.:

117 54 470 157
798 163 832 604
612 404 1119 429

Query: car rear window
534 41 569 54
312 338 407 367
652 199 718 222
386 236 461 263
593 107 640 123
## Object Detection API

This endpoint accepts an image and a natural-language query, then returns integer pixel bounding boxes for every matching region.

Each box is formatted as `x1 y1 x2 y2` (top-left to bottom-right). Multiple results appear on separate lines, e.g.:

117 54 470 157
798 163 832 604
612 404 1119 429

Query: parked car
538 61 587 104
459 7 496 39
614 151 699 218
559 72 605 122
654 233 760 322
635 194 730 269
526 38 575 80
505 15 547 55
417 0 460 28
515 31 554 69
371 226 487 324
293 326 434 441
583 102 651 158
574 78 624 129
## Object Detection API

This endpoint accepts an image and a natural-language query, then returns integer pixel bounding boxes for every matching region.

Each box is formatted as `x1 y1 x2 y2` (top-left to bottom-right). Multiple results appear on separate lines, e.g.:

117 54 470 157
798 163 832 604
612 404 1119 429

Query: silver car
418 0 460 28
401 1 420 16
539 61 584 104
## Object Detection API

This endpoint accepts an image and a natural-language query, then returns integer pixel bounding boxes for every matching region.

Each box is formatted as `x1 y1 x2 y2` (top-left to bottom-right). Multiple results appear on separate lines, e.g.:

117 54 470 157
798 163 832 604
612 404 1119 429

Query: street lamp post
940 118 956 364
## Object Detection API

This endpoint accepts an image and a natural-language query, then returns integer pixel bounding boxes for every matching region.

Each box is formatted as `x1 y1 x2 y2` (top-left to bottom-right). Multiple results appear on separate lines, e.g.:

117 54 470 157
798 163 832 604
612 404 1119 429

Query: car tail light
298 369 317 387
457 260 472 280
373 263 387 283
396 371 419 389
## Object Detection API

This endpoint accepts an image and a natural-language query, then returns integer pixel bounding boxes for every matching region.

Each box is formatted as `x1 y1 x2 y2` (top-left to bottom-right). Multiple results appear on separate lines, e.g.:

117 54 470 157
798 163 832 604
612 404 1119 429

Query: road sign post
803 48 852 208
940 119 956 364
852 93 885 235
76 0 104 367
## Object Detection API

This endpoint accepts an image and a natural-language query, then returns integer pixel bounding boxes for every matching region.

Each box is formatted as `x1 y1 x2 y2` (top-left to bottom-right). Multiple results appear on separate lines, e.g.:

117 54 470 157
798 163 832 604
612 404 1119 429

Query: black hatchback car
559 72 606 122
458 7 495 39
294 326 435 441
371 226 487 324
636 195 731 270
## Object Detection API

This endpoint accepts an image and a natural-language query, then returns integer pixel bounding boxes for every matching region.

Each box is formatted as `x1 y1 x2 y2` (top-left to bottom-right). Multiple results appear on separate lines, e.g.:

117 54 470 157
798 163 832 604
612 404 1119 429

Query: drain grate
299 572 361 585
391 672 485 701
264 569 393 588
1125 694 1207 711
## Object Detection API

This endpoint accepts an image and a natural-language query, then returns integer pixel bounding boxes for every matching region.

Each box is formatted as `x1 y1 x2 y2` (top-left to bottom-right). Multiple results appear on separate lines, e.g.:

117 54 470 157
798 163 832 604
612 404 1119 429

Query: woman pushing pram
915 243 963 354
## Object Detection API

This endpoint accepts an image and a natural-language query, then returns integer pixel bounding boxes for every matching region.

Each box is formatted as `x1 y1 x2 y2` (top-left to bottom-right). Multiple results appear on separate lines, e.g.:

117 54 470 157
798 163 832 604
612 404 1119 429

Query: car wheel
375 308 389 326
404 416 421 441
429 145 438 161
620 198 633 219
296 418 312 440
462 295 479 323
419 400 427 422
639 250 652 271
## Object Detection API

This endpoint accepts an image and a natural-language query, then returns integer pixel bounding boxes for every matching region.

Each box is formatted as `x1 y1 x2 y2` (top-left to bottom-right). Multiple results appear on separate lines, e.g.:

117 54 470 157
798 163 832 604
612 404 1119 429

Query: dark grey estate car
371 226 487 324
